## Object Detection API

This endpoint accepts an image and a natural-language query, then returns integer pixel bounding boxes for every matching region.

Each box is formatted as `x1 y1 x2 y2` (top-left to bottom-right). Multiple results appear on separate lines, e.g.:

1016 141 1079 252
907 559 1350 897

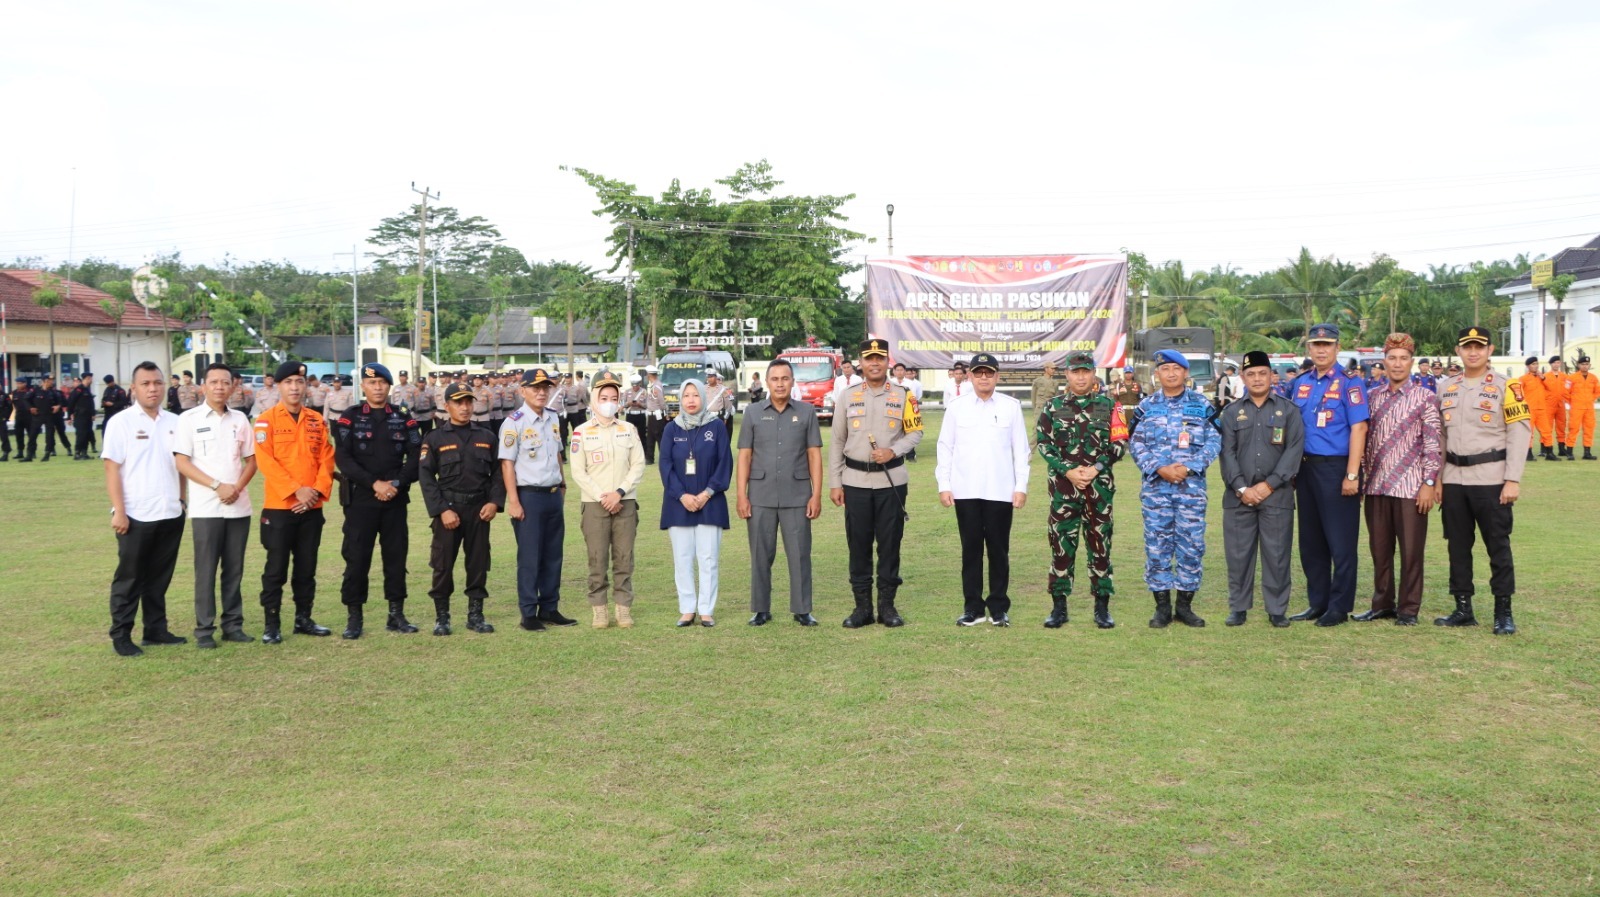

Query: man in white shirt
935 353 1031 626
102 361 187 656
174 363 259 648
832 360 862 399
946 361 970 401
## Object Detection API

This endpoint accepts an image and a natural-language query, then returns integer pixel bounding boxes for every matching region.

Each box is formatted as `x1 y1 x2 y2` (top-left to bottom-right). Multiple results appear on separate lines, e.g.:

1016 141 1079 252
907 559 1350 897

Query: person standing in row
176 370 200 413
1288 323 1369 627
500 368 573 632
1436 327 1531 634
1216 362 1244 409
1543 357 1571 460
1130 350 1221 628
250 373 278 418
937 353 1030 627
252 361 336 643
1519 357 1549 461
1567 355 1597 460
10 379 34 462
102 361 188 656
1111 366 1144 408
570 372 646 628
563 370 590 438
746 372 765 405
623 375 649 443
68 373 97 459
1030 362 1060 418
736 359 823 627
0 386 11 461
1356 334 1441 626
419 383 505 635
1219 351 1303 628
226 371 253 420
704 369 735 441
642 365 665 464
173 363 258 648
829 338 923 628
101 373 130 435
660 379 733 627
32 375 63 461
410 371 436 438
832 360 860 399
324 376 354 420
390 370 416 417
332 363 422 639
166 373 182 415
945 361 969 400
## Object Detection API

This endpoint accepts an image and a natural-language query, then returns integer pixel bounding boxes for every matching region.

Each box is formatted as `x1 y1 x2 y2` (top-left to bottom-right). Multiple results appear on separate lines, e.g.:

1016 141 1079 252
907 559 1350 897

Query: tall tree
31 273 64 380
368 205 504 272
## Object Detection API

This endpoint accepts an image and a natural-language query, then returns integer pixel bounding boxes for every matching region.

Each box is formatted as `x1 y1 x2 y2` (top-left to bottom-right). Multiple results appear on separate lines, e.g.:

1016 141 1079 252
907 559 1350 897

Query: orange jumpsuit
1519 371 1549 449
1567 370 1599 449
1542 370 1570 448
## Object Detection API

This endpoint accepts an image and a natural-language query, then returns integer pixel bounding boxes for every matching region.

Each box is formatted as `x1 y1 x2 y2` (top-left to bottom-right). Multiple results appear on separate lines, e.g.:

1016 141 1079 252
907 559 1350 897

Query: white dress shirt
174 403 255 518
935 391 1031 502
832 373 862 401
102 405 184 521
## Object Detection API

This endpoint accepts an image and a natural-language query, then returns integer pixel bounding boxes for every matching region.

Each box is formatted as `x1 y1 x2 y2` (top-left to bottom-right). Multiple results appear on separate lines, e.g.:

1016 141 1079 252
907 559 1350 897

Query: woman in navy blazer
659 379 733 626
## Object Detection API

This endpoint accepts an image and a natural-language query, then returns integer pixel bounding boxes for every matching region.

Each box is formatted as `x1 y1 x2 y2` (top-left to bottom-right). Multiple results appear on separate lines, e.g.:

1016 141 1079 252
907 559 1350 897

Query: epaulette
509 410 523 421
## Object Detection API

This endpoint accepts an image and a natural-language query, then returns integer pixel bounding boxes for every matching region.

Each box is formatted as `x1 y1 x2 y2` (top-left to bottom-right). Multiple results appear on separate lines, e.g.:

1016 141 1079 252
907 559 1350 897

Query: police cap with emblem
361 363 393 385
445 383 475 403
1152 349 1190 370
1306 323 1340 343
274 360 308 381
591 370 622 391
1455 326 1490 347
522 368 554 387
860 338 891 358
1242 350 1272 371
968 353 1000 372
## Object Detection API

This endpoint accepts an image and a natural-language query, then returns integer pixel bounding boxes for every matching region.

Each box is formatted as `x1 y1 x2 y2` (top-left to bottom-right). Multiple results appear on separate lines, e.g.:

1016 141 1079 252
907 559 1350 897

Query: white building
1 269 184 385
1496 234 1600 363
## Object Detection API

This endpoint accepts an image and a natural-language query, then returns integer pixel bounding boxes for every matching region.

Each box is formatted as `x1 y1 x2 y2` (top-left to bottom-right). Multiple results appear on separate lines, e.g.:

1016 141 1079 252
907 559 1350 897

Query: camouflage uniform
1129 387 1220 624
1035 389 1129 616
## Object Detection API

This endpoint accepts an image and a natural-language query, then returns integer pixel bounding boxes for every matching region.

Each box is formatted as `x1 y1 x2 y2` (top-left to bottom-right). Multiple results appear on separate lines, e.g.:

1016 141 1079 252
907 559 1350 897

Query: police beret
361 363 393 384
444 382 475 403
1456 326 1490 347
1580 357 1592 364
1242 350 1272 371
1065 350 1095 371
1306 323 1340 343
273 360 308 381
103 374 116 383
969 353 1000 372
522 368 553 386
1526 356 1540 367
1549 355 1561 364
1152 349 1189 370
860 338 891 358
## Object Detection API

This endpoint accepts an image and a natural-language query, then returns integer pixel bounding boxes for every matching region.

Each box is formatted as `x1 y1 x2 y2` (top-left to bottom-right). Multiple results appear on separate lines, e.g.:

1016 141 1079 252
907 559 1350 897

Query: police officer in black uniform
10 379 34 461
30 376 61 462
418 383 505 635
331 362 422 639
100 374 129 439
68 373 97 459
0 385 12 462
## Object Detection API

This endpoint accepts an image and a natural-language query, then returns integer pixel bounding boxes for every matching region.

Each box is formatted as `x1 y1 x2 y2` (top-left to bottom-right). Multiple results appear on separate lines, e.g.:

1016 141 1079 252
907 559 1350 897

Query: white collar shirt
174 404 255 518
101 405 184 521
934 391 1031 502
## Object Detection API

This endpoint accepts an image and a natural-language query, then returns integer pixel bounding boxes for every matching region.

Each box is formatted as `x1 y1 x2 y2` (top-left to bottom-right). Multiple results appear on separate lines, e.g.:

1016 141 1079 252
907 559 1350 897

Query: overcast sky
6 0 1599 282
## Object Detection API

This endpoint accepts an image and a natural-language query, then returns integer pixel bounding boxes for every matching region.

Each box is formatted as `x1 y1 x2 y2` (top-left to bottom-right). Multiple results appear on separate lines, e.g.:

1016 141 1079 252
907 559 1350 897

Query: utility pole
885 203 895 255
623 224 636 365
431 262 440 369
411 182 439 379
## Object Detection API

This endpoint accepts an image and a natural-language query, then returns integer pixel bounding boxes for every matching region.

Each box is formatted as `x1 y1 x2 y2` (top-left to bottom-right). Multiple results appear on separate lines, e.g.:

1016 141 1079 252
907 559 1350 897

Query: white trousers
669 525 722 615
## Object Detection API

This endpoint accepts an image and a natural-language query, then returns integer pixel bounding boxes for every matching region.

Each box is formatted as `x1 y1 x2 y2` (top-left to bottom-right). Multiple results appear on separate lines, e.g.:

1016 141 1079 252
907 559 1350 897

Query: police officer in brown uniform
1436 326 1531 635
828 338 924 627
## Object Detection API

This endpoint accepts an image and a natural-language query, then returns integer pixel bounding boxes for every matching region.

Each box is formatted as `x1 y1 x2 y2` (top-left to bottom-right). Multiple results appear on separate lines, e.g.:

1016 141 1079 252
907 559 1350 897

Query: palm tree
1272 247 1339 338
31 273 64 381
99 280 134 381
1146 261 1212 328
1203 288 1275 356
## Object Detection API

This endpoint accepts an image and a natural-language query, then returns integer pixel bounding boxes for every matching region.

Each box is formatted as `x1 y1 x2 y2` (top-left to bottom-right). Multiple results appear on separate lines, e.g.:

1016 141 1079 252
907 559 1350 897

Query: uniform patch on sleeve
1503 386 1530 424
1348 387 1364 405
901 394 923 433
1109 402 1130 442
255 429 266 443
504 432 516 447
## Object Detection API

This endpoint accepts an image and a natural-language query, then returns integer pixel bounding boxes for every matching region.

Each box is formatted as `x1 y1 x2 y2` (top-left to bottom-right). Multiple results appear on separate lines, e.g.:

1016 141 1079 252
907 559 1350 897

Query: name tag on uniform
1272 427 1285 445
1317 411 1329 428
1177 430 1191 449
686 454 697 476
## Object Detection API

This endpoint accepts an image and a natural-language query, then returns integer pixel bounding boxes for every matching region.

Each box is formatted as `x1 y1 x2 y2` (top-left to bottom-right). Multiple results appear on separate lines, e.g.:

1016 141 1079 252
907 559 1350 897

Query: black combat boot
1557 441 1568 460
1149 590 1173 628
1492 595 1517 635
1526 447 1536 461
341 605 363 640
1173 591 1206 628
467 597 495 633
878 588 905 628
0 447 8 462
1043 596 1068 628
842 590 875 628
1093 595 1115 629
1586 448 1597 460
39 450 49 462
1542 445 1556 460
292 610 332 636
1434 594 1478 627
433 606 452 636
262 609 283 644
386 600 420 634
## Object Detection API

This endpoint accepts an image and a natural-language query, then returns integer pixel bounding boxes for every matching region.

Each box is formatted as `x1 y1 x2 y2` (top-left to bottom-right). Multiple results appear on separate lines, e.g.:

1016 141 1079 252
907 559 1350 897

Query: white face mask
596 401 620 419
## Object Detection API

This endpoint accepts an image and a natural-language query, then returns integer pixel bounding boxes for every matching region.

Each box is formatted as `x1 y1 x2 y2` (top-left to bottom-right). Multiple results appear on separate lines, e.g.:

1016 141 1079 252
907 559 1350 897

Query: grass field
1 410 1596 896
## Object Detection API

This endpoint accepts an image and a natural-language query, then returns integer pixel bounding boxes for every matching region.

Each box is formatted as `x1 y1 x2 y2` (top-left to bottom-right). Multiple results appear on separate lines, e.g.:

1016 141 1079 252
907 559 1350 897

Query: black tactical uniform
29 383 59 460
68 380 97 458
332 391 422 639
0 388 12 461
418 409 506 634
101 380 130 435
11 383 33 461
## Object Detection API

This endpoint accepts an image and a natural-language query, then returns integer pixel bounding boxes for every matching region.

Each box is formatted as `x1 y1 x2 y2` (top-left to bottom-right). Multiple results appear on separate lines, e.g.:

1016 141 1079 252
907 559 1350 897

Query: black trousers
259 508 325 612
625 413 649 462
339 501 410 606
1295 456 1361 616
430 501 492 606
955 498 1013 616
49 413 68 452
646 415 666 463
414 415 434 438
3 417 24 454
74 411 95 454
842 484 907 596
1441 484 1515 598
108 515 185 641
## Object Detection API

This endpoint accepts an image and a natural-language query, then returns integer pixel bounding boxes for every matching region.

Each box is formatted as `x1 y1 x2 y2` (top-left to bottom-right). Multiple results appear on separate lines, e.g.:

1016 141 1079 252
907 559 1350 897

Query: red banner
866 254 1128 370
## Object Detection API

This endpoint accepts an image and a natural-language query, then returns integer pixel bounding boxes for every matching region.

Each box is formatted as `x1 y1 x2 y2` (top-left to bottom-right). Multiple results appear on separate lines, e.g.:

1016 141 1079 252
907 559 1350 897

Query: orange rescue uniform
1542 370 1571 448
253 402 335 509
1567 370 1599 449
1519 371 1549 449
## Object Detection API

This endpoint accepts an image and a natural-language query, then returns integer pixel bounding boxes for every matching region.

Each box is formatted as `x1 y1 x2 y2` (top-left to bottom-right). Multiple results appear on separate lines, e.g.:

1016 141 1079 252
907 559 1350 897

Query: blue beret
361 363 393 385
1152 349 1189 370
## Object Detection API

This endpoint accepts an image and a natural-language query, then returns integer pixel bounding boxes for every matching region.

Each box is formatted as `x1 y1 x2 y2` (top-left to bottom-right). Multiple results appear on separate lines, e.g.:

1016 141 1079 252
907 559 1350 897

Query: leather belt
1446 449 1506 467
518 485 563 493
845 455 904 473
442 489 489 505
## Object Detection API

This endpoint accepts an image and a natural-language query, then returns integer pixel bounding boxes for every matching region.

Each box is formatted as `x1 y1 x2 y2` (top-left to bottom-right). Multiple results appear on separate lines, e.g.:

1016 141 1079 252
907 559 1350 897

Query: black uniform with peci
418 391 506 635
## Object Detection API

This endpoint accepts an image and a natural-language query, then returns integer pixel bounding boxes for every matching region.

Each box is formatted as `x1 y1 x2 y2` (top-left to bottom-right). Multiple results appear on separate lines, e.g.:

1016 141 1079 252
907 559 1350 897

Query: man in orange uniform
253 360 337 643
1518 357 1548 461
1568 355 1598 461
1543 356 1572 460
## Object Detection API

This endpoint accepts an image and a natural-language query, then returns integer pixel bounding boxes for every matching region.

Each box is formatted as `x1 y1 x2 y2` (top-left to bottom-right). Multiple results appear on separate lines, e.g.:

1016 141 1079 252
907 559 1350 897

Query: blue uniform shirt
1411 372 1437 393
1129 388 1221 484
1291 367 1370 456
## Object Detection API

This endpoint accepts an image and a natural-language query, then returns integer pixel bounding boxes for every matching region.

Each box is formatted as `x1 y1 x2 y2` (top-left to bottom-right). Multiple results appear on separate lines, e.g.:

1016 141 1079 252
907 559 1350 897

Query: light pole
1141 288 1150 331
885 204 895 255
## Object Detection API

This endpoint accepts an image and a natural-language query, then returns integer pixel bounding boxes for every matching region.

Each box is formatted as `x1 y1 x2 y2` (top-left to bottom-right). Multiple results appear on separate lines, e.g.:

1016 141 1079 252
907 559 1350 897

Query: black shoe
196 635 218 649
878 600 905 628
1268 614 1290 628
293 615 332 636
1542 448 1557 460
1148 590 1173 628
1225 611 1247 627
1173 591 1206 628
1434 595 1478 627
1314 613 1349 627
956 612 983 627
699 618 716 628
141 630 188 646
536 608 578 627
342 608 364 640
676 617 695 628
1288 607 1324 622
112 637 143 657
1395 615 1418 626
221 630 253 643
792 613 819 626
747 612 772 626
1353 608 1397 622
1492 595 1517 635
433 613 452 636
843 595 875 629
262 610 283 644
1092 596 1114 629
39 452 49 462
519 616 547 631
1526 448 1537 461
17 455 31 462
467 599 494 633
990 612 1010 627
386 601 420 634
1044 597 1068 628
1585 449 1597 461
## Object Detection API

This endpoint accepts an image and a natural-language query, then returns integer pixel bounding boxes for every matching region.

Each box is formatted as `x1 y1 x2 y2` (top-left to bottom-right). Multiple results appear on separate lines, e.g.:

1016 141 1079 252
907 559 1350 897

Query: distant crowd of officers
64 323 1555 656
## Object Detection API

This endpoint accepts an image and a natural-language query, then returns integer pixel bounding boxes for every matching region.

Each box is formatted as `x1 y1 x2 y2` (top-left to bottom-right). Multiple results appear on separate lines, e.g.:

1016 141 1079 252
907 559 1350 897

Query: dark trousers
1441 484 1515 598
192 516 250 638
25 418 49 455
74 411 95 454
842 484 906 596
339 501 410 606
108 515 185 641
625 413 650 462
511 487 564 617
1224 502 1294 615
49 413 68 452
1296 457 1361 616
414 415 434 439
1365 494 1429 616
4 417 23 454
259 508 325 613
748 504 812 614
430 501 492 605
954 498 1012 616
646 415 666 463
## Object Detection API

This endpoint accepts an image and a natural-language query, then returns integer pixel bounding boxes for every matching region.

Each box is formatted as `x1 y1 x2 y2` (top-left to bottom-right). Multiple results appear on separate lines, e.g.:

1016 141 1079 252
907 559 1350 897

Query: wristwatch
210 478 222 491
1423 478 1436 487
1345 473 1359 481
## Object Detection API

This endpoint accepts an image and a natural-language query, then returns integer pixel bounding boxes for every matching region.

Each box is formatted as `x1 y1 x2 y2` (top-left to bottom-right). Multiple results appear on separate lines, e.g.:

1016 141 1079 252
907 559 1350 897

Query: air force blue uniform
1129 389 1221 592
1289 364 1370 620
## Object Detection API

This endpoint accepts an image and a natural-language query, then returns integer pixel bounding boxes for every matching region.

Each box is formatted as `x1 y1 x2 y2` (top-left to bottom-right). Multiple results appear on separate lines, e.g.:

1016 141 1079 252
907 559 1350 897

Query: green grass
1 412 1596 896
